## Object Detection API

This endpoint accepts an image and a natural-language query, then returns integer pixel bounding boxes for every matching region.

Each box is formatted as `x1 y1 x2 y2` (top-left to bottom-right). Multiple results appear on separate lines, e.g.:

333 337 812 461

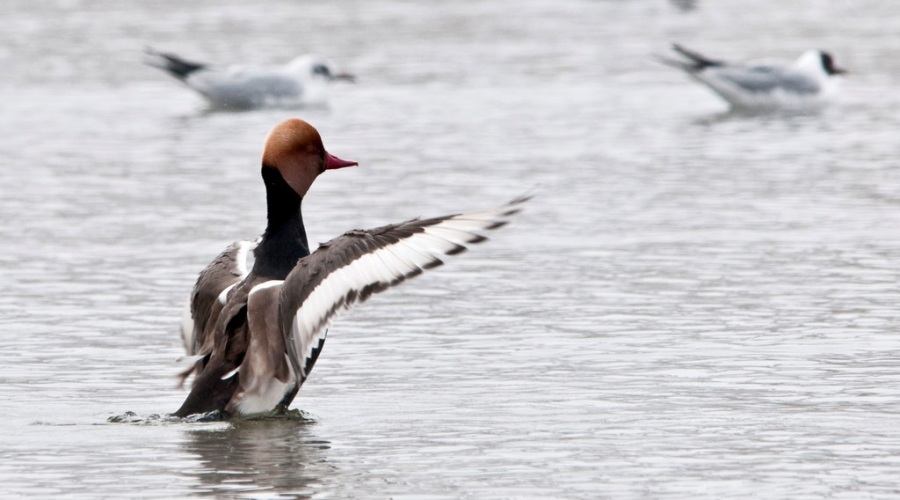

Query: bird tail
654 43 724 73
144 47 207 80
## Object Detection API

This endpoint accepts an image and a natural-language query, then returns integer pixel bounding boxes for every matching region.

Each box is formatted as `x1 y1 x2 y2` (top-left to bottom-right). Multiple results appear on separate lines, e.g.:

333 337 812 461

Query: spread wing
181 238 258 355
278 196 530 384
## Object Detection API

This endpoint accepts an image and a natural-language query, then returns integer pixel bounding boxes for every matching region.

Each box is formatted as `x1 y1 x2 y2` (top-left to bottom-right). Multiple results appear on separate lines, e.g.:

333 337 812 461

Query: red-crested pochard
175 118 527 417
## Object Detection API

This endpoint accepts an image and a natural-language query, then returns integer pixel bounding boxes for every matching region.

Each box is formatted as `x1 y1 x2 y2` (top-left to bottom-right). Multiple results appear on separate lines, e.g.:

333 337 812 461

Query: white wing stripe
382 243 429 274
221 366 240 380
289 227 486 374
234 240 252 276
404 232 463 255
424 226 486 245
217 283 238 305
394 240 444 269
286 196 529 382
249 279 284 295
370 244 419 282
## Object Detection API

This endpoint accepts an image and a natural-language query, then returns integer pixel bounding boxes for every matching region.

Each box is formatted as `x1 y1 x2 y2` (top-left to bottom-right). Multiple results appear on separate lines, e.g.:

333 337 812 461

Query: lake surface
2 0 900 498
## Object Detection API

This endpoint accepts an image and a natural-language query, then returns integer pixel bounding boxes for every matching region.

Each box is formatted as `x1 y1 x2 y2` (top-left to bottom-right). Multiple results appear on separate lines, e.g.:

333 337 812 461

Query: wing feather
181 240 259 355
177 238 259 389
278 196 530 384
711 66 821 94
181 238 259 355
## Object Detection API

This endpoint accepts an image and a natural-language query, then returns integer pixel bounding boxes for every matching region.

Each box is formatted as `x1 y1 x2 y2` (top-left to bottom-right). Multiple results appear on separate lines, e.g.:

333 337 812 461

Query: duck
144 48 355 110
175 118 527 417
657 43 847 112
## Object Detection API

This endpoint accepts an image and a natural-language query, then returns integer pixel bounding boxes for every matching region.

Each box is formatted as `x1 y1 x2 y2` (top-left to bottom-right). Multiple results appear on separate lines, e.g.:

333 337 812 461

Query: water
2 0 900 498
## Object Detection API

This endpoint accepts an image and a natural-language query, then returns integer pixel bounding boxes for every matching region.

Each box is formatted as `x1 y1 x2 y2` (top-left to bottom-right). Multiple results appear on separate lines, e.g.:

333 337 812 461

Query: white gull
658 43 847 112
145 48 355 110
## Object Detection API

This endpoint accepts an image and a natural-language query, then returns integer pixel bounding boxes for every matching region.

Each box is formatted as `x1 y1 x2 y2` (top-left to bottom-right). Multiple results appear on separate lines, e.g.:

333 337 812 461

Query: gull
144 48 355 110
658 43 847 112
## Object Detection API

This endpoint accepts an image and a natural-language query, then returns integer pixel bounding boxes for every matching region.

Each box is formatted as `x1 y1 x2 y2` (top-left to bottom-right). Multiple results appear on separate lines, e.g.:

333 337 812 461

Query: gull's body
145 49 354 110
659 44 846 112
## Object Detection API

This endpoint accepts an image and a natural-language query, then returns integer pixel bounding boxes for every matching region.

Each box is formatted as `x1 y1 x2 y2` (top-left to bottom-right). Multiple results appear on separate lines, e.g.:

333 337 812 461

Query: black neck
253 167 311 278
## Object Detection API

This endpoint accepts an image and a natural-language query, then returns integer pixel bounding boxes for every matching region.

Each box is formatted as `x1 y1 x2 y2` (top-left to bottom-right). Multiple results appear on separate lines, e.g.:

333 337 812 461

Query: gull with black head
145 48 355 110
657 43 847 112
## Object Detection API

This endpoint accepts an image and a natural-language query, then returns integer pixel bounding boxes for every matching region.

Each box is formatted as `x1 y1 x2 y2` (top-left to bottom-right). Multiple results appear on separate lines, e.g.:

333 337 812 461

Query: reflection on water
182 418 332 499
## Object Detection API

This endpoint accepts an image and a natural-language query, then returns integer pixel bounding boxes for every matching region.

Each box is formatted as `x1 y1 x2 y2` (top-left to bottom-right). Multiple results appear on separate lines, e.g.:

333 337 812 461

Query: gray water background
2 0 900 498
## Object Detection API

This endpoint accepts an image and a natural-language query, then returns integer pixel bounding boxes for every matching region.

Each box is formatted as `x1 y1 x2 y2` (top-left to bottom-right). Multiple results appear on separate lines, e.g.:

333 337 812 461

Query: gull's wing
181 239 258 355
189 68 303 108
278 196 530 385
709 65 821 94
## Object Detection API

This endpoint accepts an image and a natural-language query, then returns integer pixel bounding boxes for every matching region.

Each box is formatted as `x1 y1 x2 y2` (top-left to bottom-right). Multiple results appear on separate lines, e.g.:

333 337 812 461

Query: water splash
107 410 224 424
107 407 315 425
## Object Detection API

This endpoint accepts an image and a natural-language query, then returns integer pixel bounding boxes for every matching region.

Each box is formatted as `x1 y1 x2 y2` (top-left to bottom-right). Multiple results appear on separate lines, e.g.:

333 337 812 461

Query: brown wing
278 196 529 386
181 239 258 355
226 280 296 415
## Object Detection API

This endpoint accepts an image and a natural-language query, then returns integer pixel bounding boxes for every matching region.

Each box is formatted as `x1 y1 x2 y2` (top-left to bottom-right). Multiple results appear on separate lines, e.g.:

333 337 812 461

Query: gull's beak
332 72 356 83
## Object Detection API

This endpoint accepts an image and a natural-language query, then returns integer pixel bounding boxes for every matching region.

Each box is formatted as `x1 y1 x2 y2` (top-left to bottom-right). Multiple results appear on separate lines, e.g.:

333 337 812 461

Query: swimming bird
144 48 355 110
175 118 527 418
658 43 847 112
